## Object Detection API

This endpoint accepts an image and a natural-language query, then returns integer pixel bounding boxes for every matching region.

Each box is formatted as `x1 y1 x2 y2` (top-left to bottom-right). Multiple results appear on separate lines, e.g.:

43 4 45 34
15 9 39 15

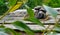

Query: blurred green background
21 0 60 8
43 0 60 8
0 0 60 15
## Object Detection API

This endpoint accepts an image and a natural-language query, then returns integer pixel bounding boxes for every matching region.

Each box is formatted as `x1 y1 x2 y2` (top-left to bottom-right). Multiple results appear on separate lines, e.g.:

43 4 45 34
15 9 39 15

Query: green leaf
44 32 57 35
0 25 21 35
0 31 8 35
27 17 44 27
0 28 6 32
12 21 35 35
5 28 21 35
0 25 5 28
0 26 20 35
21 0 28 4
0 26 21 35
53 25 60 32
0 0 4 5
8 0 17 6
0 26 9 35
0 3 8 15
0 25 5 32
25 5 35 17
43 5 58 18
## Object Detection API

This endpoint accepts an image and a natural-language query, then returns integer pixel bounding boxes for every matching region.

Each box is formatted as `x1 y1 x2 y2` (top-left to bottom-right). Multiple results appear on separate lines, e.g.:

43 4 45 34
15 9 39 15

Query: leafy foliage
43 0 60 8
21 0 60 8
21 0 42 9
5 28 21 35
25 5 35 17
0 0 60 35
0 0 24 35
28 17 44 26
43 5 58 18
0 25 18 35
0 31 8 35
44 32 57 35
54 25 60 32
27 0 42 8
12 21 35 35
9 2 23 12
8 0 17 7
0 0 8 15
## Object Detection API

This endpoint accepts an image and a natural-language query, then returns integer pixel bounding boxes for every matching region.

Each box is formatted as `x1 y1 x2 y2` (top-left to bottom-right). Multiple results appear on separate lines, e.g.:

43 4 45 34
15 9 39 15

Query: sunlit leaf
21 0 28 4
54 25 60 32
44 32 57 35
5 28 21 35
0 26 20 35
0 26 9 35
0 31 8 35
8 0 17 6
43 5 58 18
0 2 23 20
0 28 5 32
9 2 23 12
12 21 35 35
0 25 5 32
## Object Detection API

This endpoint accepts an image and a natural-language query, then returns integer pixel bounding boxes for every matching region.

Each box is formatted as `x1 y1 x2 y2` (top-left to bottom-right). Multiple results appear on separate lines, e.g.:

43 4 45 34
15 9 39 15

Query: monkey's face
35 11 46 19
34 6 46 19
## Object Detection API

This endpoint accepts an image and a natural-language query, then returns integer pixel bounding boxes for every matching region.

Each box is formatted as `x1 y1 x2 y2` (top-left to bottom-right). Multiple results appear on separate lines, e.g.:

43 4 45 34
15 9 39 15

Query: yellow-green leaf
9 2 23 12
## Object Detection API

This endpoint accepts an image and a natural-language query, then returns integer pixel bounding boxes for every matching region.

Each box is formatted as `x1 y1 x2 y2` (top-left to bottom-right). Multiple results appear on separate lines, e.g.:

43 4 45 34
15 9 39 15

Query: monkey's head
34 6 47 19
